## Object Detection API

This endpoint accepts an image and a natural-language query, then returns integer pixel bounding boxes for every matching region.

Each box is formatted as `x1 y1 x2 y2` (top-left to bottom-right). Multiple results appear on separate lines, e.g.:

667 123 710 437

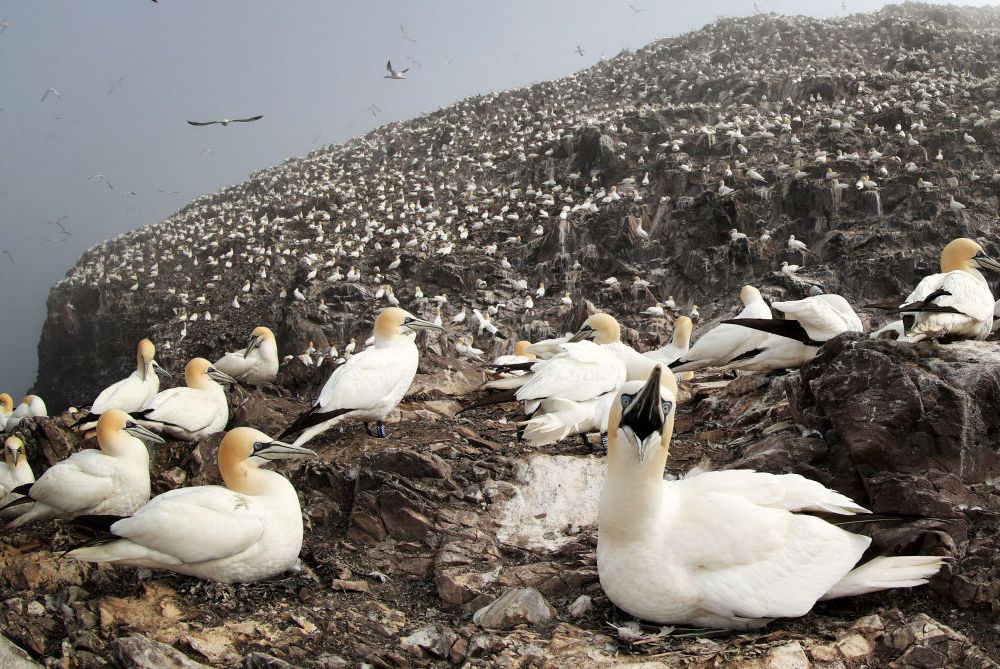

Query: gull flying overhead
400 23 416 43
367 103 381 117
187 115 263 127
88 174 114 190
40 88 60 103
575 46 585 57
384 61 409 80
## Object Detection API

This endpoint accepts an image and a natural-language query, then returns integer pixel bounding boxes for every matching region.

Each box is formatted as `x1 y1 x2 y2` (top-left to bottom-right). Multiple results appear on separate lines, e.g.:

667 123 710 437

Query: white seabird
3 410 163 528
4 395 47 434
644 316 694 367
514 339 625 416
384 60 409 80
279 307 443 446
723 294 863 371
0 394 13 432
670 285 772 372
71 339 169 431
67 426 315 583
134 358 236 442
569 313 658 381
0 436 33 520
213 326 280 385
597 367 943 630
884 238 1000 342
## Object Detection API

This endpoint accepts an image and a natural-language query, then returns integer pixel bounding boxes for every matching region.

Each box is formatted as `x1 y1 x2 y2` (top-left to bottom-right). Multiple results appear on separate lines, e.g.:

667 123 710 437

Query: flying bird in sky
384 61 409 80
0 19 9 34
628 3 646 12
187 115 263 127
400 24 416 43
40 88 60 103
88 174 114 190
1 250 13 263
107 76 125 96
575 45 585 56
367 104 382 117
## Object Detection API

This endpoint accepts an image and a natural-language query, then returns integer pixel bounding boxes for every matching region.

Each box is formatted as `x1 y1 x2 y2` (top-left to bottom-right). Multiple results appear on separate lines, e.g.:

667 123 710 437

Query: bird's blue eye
621 394 633 407
661 400 674 415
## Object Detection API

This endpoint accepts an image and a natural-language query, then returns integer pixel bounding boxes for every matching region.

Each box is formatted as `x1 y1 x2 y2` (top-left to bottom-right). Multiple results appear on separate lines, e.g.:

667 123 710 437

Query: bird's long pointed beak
125 421 165 444
208 367 238 385
252 440 317 461
569 325 594 342
621 367 666 461
243 335 261 359
151 359 171 379
408 317 445 332
974 251 1000 273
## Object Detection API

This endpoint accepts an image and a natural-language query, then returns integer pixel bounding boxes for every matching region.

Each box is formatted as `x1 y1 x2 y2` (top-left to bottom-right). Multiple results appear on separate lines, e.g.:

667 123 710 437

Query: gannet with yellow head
483 340 539 391
279 308 444 446
895 238 1000 341
645 316 694 367
598 367 942 629
213 326 280 385
571 312 661 381
0 436 34 519
670 286 772 373
72 339 169 431
4 409 163 528
0 394 13 432
4 394 47 434
67 426 315 583
134 358 236 441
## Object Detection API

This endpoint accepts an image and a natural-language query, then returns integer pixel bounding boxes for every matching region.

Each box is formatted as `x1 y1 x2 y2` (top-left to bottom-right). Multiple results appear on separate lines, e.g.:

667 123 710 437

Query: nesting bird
71 339 168 431
213 326 280 385
67 427 315 583
0 436 33 519
133 358 236 441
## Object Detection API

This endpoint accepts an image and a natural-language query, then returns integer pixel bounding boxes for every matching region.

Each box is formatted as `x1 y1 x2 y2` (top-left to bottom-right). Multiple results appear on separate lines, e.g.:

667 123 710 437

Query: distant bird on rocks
188 115 263 127
384 61 409 80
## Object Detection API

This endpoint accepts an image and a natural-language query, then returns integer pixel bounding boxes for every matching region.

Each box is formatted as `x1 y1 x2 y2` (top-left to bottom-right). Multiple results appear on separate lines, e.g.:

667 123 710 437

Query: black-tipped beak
569 325 594 343
208 367 238 385
620 366 667 448
151 359 171 379
251 440 317 461
244 335 262 358
974 251 1000 273
124 421 166 444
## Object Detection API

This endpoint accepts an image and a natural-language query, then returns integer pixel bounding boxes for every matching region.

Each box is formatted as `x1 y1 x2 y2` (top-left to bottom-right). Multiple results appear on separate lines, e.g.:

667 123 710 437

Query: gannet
71 339 168 431
279 308 443 446
883 238 1000 341
384 61 409 80
645 317 693 366
521 391 616 446
724 294 863 371
4 410 163 528
670 286 772 372
68 427 315 583
483 341 538 391
597 367 943 630
0 394 13 432
0 436 33 519
134 358 236 442
515 340 626 417
187 115 263 127
4 395 47 434
213 326 280 385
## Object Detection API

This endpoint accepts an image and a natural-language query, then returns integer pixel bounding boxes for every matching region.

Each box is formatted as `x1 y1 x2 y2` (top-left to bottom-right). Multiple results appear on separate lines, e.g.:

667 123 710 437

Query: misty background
0 0 987 397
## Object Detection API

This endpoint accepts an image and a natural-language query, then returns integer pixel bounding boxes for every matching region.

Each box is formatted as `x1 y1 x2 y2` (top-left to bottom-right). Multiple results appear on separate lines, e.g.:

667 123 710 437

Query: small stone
807 644 839 663
314 655 348 669
835 633 873 662
331 578 370 593
472 587 556 630
26 601 45 616
162 467 187 485
399 623 458 659
567 595 593 618
113 634 211 669
243 652 296 669
761 641 810 669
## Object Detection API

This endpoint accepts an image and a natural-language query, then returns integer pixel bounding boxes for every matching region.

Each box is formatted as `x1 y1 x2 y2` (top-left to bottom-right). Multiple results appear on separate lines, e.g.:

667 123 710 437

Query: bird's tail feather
821 555 944 600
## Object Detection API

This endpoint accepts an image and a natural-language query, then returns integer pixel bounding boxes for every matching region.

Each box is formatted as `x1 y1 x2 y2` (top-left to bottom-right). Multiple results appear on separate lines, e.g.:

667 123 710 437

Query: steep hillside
36 2 1000 407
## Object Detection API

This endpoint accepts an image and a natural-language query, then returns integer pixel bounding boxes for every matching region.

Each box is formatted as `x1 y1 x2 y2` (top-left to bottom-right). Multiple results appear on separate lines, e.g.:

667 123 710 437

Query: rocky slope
9 2 1000 667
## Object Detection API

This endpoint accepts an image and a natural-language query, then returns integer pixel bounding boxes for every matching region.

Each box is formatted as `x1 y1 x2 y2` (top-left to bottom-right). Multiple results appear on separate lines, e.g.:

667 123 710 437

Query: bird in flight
628 3 646 12
187 115 263 127
367 103 382 117
88 174 114 190
107 75 125 96
1 249 13 263
47 216 72 241
40 88 61 103
400 24 416 43
384 61 409 80
0 19 9 34
575 45 585 57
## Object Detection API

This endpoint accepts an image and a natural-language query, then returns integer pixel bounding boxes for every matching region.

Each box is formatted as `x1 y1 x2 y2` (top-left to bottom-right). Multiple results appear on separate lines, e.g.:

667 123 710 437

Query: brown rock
112 634 211 669
472 587 556 630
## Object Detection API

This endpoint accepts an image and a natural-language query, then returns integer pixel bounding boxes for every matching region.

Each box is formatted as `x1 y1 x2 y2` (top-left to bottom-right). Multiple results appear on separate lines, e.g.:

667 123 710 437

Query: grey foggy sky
0 0 990 397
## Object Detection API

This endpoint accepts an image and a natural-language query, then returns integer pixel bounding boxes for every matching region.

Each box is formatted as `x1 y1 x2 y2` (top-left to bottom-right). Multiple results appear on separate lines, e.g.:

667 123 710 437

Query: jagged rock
566 595 592 619
0 633 42 669
884 613 997 669
399 623 459 659
112 634 211 669
473 587 556 630
243 651 297 669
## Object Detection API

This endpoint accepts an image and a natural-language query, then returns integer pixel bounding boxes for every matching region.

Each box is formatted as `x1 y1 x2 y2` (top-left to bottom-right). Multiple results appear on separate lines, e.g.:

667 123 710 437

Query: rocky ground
5 338 1000 667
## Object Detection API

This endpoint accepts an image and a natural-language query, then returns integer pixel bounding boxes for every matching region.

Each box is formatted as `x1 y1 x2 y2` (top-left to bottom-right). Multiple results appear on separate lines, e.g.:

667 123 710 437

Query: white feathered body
91 367 160 415
0 457 34 520
214 338 279 385
291 338 419 447
7 447 150 527
903 269 994 341
521 392 614 445
598 469 932 629
671 298 772 372
67 470 302 583
140 384 229 441
515 342 625 414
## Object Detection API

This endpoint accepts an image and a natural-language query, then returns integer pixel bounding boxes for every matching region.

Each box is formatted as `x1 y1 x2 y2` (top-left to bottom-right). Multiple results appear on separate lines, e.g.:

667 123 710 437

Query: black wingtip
456 388 518 415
